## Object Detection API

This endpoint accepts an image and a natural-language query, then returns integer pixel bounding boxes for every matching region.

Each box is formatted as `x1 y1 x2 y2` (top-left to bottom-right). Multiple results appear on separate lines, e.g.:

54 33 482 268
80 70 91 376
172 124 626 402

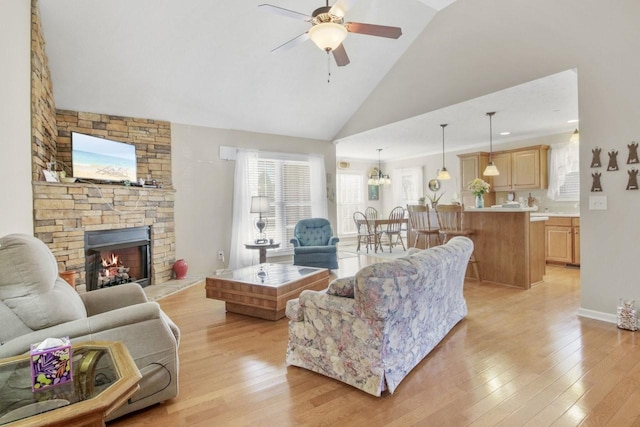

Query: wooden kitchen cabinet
572 218 580 265
490 152 512 190
489 145 549 191
458 152 495 206
545 216 580 265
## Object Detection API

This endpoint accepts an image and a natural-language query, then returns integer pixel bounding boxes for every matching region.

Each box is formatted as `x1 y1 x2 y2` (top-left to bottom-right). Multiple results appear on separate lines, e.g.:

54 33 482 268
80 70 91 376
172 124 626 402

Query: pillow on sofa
327 276 355 298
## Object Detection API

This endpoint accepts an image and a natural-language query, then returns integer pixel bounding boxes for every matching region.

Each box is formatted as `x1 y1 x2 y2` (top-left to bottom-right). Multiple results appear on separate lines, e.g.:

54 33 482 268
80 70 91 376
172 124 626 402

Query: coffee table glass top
217 263 326 287
0 345 117 425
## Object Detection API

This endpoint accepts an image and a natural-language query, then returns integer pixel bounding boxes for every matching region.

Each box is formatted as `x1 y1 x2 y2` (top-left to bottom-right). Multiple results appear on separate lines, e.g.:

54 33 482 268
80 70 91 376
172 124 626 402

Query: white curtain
547 141 579 200
309 154 328 218
229 149 259 269
229 150 327 270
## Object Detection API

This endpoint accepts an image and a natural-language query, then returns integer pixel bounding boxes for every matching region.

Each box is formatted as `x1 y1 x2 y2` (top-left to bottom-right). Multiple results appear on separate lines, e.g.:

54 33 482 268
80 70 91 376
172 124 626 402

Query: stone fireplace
85 226 151 291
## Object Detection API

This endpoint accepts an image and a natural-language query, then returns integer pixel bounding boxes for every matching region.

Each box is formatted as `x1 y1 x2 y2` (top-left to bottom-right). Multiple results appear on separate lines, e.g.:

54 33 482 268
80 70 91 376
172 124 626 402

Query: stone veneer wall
31 0 58 182
33 182 176 290
55 111 173 186
33 112 176 290
30 2 177 289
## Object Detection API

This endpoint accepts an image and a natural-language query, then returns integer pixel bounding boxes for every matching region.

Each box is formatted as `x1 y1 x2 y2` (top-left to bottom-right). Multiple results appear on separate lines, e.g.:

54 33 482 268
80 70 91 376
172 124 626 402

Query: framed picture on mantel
368 185 379 201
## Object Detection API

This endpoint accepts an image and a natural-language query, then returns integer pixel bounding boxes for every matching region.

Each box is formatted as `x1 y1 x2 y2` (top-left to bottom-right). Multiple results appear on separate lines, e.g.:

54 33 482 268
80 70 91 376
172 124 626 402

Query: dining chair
384 206 406 253
407 204 441 248
435 204 480 280
353 211 381 254
364 206 378 220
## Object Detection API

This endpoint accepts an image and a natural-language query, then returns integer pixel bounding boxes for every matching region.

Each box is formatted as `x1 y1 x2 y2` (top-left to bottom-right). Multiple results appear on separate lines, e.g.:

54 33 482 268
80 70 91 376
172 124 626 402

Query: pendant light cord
487 112 495 162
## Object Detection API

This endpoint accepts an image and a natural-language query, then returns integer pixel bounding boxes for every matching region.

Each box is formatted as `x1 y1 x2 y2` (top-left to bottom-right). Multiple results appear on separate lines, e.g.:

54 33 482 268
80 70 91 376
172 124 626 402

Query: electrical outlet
217 251 225 261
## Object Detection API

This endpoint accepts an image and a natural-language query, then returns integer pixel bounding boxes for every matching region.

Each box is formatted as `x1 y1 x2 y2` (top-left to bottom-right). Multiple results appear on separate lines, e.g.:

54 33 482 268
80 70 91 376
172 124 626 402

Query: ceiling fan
259 0 402 67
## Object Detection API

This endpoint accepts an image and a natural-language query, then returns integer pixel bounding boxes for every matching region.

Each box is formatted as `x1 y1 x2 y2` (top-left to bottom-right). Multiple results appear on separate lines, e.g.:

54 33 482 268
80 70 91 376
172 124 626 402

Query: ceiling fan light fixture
308 22 348 51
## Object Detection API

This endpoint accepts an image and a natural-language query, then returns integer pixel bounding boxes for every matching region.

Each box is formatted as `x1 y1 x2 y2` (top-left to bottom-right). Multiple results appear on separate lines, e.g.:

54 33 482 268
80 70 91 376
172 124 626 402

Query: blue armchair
290 218 340 270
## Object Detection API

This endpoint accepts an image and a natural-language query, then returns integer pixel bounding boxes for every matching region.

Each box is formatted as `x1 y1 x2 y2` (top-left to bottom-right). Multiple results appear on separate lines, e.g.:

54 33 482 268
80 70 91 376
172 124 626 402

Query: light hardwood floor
109 255 640 426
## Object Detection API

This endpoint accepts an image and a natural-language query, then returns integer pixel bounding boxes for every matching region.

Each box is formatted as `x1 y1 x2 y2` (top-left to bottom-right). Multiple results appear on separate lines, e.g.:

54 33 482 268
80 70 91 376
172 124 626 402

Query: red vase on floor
173 259 188 280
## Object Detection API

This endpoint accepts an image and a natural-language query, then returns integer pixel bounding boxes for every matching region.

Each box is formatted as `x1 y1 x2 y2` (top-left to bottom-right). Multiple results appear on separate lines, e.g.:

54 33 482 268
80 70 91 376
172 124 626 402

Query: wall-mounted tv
72 132 137 183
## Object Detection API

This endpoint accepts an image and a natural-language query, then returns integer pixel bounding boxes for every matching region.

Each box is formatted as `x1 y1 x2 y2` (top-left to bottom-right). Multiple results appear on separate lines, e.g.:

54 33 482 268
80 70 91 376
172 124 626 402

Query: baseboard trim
577 307 617 325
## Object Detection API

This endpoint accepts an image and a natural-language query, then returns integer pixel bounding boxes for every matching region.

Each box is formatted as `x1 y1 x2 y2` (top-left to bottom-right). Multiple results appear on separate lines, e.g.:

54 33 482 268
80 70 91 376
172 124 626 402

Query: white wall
338 0 640 319
0 1 33 236
171 124 336 276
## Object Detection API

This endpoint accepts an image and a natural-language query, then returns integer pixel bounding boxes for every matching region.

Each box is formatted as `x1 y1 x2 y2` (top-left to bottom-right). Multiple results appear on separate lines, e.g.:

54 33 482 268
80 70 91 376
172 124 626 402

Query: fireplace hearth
85 226 151 291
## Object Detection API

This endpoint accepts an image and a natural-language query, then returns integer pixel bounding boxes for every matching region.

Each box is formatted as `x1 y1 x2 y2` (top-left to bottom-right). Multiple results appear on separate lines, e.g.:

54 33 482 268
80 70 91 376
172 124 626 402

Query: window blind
336 173 364 235
250 158 312 250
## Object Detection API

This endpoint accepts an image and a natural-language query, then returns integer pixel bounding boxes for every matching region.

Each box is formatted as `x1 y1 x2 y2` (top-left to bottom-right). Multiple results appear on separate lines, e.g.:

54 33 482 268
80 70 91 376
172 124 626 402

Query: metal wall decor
607 149 619 171
627 142 639 164
589 141 640 191
590 148 602 168
591 172 603 192
627 168 639 190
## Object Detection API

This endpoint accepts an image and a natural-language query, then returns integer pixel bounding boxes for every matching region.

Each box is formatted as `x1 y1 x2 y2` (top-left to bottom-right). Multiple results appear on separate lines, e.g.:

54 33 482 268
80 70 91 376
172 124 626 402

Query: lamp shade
250 196 269 214
308 22 348 51
437 168 451 180
483 162 500 176
570 128 579 143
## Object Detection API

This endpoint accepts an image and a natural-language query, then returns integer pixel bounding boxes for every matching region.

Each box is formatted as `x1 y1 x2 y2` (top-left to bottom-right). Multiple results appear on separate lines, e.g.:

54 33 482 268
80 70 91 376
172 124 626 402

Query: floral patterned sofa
285 236 473 396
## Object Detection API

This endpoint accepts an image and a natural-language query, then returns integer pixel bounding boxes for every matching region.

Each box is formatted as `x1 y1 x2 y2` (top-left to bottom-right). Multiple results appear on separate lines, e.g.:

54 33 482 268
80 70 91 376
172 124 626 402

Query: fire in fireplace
85 226 151 291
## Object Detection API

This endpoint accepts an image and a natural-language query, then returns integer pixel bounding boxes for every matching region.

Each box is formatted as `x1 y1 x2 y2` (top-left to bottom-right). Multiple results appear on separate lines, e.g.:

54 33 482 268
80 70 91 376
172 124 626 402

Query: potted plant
427 191 445 208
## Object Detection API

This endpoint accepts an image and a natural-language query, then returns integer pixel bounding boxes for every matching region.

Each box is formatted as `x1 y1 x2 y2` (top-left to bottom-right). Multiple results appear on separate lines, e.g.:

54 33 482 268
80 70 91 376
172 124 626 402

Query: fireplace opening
85 226 151 291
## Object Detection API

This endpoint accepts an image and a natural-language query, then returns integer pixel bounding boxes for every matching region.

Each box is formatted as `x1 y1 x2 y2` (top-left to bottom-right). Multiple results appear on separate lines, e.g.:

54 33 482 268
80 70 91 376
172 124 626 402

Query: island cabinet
458 152 496 207
490 145 550 192
463 209 546 290
546 216 580 265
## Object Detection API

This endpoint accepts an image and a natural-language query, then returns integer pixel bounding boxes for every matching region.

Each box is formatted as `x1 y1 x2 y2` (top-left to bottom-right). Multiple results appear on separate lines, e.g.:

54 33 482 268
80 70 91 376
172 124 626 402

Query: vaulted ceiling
38 0 577 162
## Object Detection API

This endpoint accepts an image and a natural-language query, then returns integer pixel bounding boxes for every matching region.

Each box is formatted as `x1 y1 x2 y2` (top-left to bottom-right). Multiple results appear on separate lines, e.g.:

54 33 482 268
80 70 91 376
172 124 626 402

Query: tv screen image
72 132 137 182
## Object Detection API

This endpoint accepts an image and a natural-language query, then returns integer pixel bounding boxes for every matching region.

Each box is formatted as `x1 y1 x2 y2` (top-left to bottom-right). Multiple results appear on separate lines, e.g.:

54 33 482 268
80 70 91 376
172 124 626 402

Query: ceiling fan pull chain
327 51 331 83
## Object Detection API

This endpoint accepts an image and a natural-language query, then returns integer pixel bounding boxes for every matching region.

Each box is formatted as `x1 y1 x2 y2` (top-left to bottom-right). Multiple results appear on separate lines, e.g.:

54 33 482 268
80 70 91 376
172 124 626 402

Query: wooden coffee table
205 263 330 320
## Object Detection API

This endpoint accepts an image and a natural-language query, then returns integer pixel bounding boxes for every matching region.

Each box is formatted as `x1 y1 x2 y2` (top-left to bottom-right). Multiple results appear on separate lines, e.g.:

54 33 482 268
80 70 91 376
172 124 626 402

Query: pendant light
483 111 500 176
368 148 391 186
437 124 451 180
570 128 579 143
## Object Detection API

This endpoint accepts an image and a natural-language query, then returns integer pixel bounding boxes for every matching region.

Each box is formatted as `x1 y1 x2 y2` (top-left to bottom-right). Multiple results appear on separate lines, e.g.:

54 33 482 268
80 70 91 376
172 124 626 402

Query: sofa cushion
0 234 87 330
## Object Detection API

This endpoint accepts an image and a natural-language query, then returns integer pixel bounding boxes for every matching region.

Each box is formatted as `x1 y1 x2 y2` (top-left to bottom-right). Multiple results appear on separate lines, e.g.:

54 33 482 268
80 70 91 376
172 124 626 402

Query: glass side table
0 341 141 427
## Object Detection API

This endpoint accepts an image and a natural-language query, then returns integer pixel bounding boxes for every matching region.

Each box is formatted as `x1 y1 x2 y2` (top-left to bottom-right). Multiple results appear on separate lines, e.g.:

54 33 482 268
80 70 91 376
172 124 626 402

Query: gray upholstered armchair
0 234 180 420
290 218 339 270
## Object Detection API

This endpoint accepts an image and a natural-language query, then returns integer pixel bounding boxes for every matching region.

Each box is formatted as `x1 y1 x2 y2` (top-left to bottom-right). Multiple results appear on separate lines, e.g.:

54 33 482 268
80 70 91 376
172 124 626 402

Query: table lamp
250 196 269 243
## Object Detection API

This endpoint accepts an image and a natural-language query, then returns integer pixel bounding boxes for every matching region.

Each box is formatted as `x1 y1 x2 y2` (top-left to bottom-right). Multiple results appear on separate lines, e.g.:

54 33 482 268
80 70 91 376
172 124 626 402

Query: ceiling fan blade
258 4 312 21
272 32 310 52
329 0 358 18
332 44 350 67
345 22 402 39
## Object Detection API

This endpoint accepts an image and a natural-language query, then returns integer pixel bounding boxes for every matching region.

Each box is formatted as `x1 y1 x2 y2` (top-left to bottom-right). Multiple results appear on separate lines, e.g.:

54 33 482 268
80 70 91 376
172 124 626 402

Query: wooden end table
0 341 141 427
244 241 280 263
206 263 330 320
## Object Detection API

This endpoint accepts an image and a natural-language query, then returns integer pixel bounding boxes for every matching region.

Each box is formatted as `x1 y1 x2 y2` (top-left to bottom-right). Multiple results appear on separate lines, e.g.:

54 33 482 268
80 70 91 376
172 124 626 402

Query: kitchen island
463 207 546 289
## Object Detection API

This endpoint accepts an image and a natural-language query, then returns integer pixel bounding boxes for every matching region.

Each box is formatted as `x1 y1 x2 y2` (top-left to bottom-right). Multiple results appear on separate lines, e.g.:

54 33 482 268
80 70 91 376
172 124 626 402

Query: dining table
355 217 408 253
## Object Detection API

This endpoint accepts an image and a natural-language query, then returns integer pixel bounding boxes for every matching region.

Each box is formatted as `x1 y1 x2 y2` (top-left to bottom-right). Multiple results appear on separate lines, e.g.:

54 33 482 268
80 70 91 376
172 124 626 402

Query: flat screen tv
71 132 137 183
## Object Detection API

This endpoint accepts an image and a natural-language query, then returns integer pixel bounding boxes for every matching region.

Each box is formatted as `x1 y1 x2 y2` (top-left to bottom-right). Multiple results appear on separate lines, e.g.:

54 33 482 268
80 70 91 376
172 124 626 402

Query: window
251 158 312 251
336 173 364 235
548 141 580 201
230 150 327 269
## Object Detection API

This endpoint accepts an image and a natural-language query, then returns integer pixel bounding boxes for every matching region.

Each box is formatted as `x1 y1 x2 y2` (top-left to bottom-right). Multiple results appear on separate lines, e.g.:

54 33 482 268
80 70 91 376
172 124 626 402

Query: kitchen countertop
531 212 580 217
465 207 538 212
